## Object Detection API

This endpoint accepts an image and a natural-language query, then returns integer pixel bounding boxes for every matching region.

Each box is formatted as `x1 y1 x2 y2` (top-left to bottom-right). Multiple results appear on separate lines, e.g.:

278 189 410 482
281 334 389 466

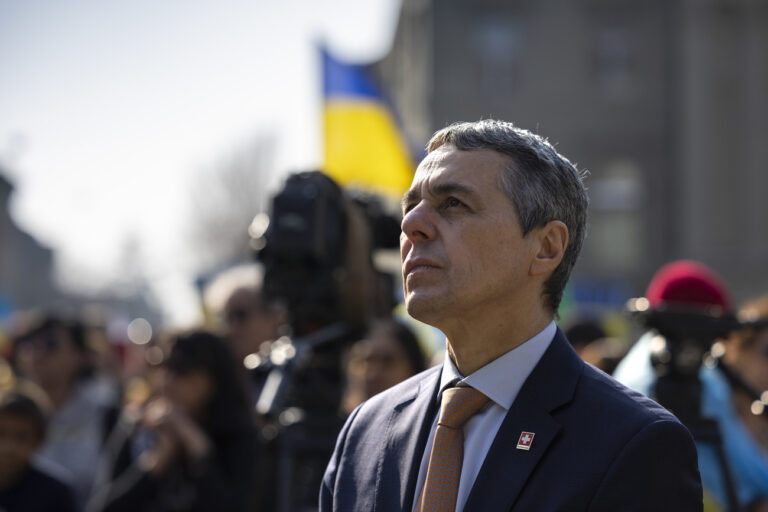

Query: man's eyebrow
401 181 477 211
401 188 420 211
430 182 476 199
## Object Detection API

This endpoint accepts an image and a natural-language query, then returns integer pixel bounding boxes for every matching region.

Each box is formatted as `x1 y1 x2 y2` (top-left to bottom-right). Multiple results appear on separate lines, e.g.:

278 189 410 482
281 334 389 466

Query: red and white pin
516 431 535 451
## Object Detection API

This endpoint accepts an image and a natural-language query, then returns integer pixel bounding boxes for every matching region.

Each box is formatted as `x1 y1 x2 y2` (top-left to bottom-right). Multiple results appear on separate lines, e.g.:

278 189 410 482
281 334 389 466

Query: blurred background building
0 170 160 327
375 0 768 313
0 171 57 314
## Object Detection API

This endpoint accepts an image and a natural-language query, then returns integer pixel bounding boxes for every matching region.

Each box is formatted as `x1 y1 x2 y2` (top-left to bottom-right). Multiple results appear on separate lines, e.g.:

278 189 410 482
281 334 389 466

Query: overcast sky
0 0 401 325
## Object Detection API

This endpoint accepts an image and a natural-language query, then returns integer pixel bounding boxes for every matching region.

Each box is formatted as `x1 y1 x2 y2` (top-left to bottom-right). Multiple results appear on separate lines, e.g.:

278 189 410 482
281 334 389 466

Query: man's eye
445 197 464 208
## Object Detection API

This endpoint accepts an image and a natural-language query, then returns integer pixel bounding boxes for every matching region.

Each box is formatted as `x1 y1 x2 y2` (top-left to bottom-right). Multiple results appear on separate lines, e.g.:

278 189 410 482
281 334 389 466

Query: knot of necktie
437 386 490 430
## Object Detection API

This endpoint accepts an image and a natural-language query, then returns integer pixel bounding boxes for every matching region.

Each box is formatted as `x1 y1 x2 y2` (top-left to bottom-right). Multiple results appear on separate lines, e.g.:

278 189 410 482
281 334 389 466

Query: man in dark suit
320 120 702 511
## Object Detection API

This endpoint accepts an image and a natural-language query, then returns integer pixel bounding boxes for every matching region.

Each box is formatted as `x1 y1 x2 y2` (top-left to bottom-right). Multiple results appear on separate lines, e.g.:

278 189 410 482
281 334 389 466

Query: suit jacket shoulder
321 366 442 512
465 329 702 511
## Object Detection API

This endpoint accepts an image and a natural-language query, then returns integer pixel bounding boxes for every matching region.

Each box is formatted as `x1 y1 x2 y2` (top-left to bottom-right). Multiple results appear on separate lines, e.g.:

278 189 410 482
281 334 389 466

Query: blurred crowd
0 258 767 512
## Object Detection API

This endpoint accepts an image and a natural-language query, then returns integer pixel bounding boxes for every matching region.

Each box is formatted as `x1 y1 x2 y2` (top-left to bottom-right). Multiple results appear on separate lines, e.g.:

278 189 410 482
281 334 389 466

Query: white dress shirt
412 320 556 512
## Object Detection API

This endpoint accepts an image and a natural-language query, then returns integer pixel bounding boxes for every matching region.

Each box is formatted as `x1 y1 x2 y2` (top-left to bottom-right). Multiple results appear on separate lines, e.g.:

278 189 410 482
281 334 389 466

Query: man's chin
405 294 445 325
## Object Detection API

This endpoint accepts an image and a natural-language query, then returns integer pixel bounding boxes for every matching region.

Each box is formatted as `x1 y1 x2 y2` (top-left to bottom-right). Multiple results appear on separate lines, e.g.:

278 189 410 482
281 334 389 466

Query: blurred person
223 286 285 364
12 314 120 508
724 295 768 449
321 120 701 511
223 286 286 404
714 295 768 511
88 330 258 512
614 261 768 511
575 336 627 375
0 386 77 512
563 318 606 354
342 319 426 414
564 318 627 374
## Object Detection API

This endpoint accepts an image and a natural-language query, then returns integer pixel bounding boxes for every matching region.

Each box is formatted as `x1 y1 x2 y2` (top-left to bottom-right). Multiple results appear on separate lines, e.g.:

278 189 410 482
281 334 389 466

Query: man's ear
530 220 568 277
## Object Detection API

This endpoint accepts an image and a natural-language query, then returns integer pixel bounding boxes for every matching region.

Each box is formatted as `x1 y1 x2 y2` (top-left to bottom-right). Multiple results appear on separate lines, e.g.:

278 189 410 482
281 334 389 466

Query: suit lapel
463 330 583 511
375 366 441 512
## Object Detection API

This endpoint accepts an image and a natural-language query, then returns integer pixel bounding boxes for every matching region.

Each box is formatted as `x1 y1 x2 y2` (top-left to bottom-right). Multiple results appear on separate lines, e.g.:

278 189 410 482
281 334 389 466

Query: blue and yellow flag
322 48 415 198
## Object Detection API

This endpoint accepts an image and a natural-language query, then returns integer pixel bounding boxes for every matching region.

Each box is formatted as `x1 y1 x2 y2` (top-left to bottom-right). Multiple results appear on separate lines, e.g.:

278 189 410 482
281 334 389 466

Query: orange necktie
415 386 490 512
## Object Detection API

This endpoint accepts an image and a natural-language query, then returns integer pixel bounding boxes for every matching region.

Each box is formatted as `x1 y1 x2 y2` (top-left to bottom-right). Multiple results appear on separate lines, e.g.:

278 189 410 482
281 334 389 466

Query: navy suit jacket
320 328 703 511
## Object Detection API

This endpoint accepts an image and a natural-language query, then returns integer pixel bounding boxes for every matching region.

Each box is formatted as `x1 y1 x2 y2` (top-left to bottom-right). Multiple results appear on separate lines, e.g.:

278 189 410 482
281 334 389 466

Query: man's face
400 145 539 328
347 332 416 399
728 326 768 392
161 368 213 418
224 289 280 362
18 327 84 388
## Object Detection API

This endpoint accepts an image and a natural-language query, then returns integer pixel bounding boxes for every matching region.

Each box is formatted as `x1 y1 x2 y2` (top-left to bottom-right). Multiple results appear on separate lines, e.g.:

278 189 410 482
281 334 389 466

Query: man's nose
401 202 436 242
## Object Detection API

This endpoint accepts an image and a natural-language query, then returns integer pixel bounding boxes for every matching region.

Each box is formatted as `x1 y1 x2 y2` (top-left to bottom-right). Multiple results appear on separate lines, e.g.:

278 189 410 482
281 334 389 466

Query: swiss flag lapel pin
516 431 535 451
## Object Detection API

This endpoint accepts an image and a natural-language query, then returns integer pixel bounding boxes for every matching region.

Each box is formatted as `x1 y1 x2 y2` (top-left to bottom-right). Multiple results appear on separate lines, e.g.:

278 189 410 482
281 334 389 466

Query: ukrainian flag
322 48 415 198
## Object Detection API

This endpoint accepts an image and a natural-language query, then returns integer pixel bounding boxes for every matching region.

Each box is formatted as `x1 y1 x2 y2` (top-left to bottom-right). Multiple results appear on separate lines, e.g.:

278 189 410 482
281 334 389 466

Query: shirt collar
439 320 557 410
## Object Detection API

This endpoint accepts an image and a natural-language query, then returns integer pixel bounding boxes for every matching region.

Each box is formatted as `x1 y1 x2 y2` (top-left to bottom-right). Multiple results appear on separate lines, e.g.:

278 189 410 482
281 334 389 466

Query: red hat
646 260 731 311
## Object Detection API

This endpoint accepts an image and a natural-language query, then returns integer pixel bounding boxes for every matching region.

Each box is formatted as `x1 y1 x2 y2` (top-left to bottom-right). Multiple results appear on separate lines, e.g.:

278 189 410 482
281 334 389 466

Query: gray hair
427 119 588 313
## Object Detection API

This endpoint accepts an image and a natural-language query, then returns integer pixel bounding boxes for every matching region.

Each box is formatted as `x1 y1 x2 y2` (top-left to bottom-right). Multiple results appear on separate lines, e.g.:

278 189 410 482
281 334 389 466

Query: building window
587 159 644 272
473 17 523 97
594 27 633 101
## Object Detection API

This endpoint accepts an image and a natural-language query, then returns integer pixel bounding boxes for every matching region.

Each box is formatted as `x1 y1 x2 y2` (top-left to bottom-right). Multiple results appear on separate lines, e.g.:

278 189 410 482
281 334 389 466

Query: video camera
250 171 400 511
627 300 739 378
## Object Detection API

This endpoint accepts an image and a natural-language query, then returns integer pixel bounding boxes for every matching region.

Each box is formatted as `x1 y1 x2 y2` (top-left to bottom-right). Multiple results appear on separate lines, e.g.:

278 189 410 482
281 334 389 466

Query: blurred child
0 388 77 512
